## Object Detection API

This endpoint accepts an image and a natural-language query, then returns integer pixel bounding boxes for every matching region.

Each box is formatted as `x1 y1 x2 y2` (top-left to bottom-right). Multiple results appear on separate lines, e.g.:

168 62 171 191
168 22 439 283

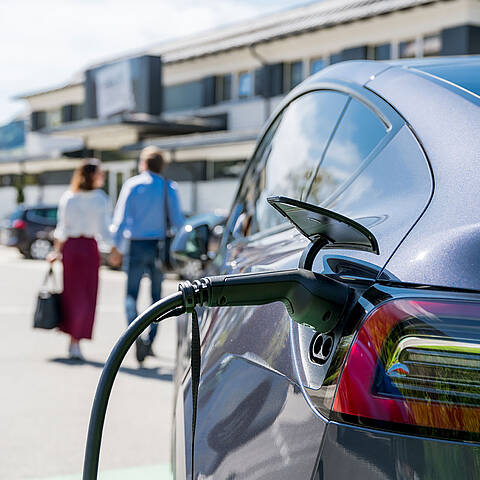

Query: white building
2 0 480 215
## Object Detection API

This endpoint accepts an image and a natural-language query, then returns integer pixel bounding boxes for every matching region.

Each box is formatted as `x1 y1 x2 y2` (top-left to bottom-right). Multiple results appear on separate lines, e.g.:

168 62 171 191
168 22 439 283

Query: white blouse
54 189 113 244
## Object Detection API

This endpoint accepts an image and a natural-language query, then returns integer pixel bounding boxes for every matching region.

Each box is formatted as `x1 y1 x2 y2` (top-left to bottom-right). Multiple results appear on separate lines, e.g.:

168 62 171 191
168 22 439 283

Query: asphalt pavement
0 246 178 479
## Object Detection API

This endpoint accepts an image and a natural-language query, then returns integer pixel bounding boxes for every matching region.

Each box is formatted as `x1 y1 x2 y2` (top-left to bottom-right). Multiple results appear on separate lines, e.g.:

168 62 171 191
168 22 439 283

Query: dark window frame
216 74 232 103
286 60 304 90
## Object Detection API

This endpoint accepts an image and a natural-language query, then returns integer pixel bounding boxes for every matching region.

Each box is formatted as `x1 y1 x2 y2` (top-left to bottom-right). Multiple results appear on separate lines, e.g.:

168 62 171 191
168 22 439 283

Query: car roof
19 204 58 212
303 57 480 160
308 55 480 95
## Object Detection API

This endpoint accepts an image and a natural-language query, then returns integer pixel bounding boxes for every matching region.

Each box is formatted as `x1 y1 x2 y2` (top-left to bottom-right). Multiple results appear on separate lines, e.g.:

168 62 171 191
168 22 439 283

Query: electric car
171 57 480 479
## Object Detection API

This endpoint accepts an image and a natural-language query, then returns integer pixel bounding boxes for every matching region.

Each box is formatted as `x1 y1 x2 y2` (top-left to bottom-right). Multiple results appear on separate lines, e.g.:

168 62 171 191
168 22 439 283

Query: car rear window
26 208 57 223
413 63 480 98
307 97 387 205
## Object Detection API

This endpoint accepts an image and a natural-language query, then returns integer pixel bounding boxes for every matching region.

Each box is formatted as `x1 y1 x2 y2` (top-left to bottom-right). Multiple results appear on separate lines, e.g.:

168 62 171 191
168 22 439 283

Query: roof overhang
39 113 226 150
124 129 258 162
0 156 83 175
0 131 83 165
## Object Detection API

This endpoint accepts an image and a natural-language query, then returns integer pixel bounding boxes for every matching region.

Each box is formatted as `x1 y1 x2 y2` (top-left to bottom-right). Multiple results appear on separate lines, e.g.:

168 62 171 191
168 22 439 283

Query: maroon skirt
60 237 100 340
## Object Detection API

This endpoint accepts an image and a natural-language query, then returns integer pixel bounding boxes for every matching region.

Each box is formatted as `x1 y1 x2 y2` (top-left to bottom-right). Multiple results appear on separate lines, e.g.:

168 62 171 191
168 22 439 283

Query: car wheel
29 239 53 260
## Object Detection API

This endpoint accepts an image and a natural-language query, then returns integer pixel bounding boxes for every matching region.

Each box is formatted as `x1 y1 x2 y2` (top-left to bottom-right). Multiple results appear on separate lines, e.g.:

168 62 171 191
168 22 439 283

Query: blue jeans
124 239 164 344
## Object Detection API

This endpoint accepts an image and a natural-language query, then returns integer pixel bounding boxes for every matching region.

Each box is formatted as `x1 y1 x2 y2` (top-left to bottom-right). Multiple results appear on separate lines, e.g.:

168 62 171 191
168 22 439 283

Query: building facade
2 0 480 216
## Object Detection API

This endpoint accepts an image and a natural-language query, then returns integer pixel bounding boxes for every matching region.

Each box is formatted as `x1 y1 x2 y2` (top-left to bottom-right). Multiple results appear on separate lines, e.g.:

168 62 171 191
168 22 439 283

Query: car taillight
12 219 26 229
332 298 480 439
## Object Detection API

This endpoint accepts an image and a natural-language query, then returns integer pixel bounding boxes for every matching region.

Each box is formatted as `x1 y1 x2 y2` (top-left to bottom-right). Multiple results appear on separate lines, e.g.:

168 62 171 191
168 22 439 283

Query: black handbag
157 178 174 271
33 266 62 330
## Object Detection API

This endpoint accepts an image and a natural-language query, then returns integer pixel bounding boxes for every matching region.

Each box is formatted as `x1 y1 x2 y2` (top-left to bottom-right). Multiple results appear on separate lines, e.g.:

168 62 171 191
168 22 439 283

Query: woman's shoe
69 343 85 361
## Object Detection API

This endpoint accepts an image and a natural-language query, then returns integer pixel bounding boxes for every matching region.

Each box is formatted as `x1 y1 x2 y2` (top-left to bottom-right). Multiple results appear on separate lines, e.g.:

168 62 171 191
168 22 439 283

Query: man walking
110 146 185 364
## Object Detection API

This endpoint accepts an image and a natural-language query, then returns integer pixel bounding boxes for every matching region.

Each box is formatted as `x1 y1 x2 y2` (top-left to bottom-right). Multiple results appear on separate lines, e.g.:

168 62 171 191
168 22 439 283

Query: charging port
310 333 334 364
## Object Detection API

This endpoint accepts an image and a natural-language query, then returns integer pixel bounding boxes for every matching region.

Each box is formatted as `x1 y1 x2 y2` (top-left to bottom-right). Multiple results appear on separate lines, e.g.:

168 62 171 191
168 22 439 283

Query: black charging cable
82 269 352 480
82 292 186 480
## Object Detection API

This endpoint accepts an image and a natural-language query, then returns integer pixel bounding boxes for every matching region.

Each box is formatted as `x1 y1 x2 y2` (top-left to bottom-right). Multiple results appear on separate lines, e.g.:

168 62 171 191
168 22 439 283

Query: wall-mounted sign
85 56 162 119
95 61 135 118
0 120 25 150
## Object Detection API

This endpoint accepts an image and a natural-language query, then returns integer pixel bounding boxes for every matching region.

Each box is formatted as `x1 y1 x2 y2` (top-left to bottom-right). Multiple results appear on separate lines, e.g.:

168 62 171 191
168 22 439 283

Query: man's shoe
135 338 149 364
145 343 155 357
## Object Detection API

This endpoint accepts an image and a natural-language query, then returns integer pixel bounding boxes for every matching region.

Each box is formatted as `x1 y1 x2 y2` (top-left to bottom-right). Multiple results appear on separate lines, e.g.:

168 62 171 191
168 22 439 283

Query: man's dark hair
140 146 165 174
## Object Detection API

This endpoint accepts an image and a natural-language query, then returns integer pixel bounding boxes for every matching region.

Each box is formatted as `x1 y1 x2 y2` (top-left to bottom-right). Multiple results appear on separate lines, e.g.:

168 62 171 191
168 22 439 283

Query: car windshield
413 62 480 98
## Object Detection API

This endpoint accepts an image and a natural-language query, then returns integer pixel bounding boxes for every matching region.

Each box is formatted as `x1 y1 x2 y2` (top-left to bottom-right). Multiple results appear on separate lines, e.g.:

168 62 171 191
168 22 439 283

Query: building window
212 160 245 179
45 109 62 128
216 74 232 103
31 111 46 131
163 80 204 111
285 61 304 90
329 52 343 65
310 58 326 74
72 104 84 121
238 71 253 98
254 63 284 98
367 44 391 60
399 39 418 58
423 34 442 57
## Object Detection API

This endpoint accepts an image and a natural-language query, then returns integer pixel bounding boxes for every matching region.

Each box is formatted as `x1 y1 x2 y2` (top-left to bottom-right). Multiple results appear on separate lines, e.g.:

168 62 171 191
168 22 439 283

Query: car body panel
186 354 326 479
176 232 321 478
319 422 480 480
367 64 480 290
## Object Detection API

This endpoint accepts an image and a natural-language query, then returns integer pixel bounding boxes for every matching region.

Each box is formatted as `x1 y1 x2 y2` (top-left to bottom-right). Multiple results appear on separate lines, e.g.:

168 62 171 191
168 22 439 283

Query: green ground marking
33 463 172 480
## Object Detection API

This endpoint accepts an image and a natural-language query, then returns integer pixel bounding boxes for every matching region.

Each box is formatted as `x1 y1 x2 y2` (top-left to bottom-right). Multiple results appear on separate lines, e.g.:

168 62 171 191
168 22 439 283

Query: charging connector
180 268 351 332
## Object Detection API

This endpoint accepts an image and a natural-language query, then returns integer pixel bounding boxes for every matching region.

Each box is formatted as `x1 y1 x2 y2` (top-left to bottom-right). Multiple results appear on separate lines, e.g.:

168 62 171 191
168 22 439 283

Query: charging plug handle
209 268 352 332
181 269 352 332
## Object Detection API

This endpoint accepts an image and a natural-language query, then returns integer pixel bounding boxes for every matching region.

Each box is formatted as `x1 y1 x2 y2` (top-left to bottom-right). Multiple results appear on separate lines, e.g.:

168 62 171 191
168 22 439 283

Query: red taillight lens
333 298 480 437
12 219 26 229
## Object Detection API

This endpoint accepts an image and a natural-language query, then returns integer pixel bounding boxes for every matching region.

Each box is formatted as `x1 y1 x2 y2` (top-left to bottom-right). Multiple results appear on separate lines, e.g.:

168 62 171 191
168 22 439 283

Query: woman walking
50 159 112 360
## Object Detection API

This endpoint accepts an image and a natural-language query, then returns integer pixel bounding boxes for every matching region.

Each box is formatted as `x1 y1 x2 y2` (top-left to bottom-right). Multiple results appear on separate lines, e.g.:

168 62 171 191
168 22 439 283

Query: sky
0 0 310 125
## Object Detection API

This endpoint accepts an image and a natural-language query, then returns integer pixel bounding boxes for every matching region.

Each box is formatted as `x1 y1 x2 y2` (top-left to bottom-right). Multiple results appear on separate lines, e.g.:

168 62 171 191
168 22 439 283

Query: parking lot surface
0 246 177 479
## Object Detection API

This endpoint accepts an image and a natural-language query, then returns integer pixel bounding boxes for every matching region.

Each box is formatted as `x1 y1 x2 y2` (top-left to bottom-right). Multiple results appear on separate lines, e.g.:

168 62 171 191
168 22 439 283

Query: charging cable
82 268 352 479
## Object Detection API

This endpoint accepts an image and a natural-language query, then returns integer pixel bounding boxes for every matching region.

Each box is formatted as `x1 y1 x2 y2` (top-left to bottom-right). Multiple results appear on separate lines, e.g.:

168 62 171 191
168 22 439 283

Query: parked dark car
171 57 480 479
8 205 57 259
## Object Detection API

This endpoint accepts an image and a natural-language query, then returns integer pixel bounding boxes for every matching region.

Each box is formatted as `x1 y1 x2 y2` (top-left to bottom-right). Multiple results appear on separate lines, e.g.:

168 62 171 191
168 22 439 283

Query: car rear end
8 207 28 253
307 281 480 478
10 205 57 259
313 58 480 478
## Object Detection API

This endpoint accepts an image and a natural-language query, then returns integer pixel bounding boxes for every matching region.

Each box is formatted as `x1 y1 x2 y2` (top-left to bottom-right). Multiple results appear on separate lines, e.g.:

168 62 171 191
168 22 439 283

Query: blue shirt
111 171 185 252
